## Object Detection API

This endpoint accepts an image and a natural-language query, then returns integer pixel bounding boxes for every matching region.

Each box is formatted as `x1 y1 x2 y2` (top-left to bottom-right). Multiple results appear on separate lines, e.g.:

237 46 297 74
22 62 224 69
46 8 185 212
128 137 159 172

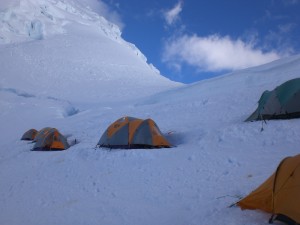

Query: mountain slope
0 0 180 103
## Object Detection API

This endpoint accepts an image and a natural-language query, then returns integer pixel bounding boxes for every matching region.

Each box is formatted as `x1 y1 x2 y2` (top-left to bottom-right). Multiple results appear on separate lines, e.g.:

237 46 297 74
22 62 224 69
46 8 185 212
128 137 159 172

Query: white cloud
162 34 281 72
163 1 183 26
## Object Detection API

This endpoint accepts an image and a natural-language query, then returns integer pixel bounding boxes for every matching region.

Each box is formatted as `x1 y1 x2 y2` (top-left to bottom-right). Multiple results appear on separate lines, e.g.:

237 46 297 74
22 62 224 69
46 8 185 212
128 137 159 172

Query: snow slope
0 0 179 104
1 1 300 225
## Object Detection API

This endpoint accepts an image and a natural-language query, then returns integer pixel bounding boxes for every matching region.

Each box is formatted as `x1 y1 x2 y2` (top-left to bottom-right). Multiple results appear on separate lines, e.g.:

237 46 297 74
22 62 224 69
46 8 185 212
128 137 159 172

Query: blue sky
92 1 300 83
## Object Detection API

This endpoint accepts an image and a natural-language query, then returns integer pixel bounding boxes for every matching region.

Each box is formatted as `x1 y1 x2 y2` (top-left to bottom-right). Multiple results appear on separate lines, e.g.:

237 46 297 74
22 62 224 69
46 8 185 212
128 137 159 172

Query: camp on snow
21 128 38 140
98 116 171 149
246 78 300 121
32 127 70 150
237 154 300 225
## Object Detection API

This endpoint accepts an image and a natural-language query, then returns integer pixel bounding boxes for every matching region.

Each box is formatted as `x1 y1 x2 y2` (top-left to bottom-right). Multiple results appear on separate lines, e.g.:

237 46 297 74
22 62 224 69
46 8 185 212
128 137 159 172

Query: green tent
246 78 300 121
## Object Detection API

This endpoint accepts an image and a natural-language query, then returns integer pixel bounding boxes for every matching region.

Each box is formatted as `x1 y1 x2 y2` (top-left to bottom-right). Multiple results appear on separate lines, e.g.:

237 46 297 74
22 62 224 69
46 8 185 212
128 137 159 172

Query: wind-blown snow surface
1 1 300 225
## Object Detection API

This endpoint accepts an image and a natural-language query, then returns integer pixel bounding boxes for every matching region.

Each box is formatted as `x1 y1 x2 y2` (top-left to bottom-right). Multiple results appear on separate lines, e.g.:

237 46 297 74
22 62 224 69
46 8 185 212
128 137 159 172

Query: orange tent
33 127 69 150
21 128 37 140
33 127 56 142
237 154 300 224
98 116 171 149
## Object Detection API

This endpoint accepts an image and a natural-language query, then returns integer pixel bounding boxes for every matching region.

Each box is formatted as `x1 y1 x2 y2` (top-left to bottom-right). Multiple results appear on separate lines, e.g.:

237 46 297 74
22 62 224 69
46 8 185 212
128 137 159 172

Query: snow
1 1 300 225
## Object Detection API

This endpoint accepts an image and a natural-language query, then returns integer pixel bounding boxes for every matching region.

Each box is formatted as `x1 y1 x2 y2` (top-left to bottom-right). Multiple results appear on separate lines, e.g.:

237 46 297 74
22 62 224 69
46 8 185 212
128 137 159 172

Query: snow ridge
0 0 122 44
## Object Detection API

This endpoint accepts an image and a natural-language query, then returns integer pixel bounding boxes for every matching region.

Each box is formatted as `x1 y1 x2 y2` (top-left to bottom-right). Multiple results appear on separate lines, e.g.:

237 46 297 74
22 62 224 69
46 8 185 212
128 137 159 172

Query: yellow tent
237 154 300 224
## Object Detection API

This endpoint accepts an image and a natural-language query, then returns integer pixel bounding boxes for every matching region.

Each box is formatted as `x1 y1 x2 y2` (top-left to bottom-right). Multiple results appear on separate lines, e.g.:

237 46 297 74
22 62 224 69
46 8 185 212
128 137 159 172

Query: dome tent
246 78 300 121
237 154 300 225
33 127 69 150
21 128 37 141
98 116 171 149
33 127 56 142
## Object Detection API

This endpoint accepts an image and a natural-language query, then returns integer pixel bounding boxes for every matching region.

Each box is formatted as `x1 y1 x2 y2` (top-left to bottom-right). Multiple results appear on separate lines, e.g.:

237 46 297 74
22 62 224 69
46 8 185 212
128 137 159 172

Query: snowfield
1 1 300 225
